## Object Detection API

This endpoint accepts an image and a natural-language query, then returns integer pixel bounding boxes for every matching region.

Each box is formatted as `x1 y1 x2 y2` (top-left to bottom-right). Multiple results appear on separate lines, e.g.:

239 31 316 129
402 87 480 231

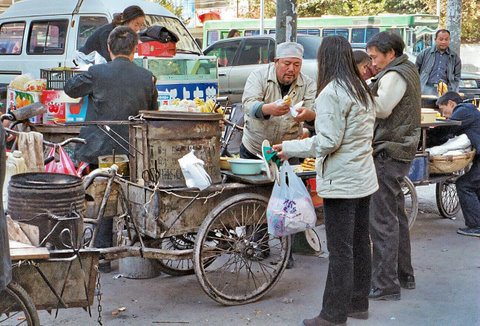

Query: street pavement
40 185 480 326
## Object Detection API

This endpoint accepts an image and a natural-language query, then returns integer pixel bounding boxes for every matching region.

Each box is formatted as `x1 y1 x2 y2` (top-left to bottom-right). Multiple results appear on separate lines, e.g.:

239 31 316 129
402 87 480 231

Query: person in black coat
65 26 158 165
79 5 145 62
436 92 480 237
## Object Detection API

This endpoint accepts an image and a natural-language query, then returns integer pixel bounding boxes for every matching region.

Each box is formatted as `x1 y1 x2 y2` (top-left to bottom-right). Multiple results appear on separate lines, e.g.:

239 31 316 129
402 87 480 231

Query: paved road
40 185 480 326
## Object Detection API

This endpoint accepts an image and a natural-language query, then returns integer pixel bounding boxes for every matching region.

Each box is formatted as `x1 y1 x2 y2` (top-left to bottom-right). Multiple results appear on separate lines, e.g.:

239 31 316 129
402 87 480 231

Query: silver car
204 35 321 103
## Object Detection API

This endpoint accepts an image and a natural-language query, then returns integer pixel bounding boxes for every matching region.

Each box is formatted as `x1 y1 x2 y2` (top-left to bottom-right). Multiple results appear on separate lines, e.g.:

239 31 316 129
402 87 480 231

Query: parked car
203 35 321 104
459 72 480 99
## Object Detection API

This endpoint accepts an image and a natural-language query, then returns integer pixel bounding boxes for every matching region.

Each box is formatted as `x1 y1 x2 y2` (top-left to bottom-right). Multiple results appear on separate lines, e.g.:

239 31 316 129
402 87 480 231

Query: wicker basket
429 150 476 174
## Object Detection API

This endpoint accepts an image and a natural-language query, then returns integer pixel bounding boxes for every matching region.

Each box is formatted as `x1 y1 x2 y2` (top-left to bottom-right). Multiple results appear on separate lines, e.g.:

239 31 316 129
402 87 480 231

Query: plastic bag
267 161 316 237
427 134 471 156
74 50 107 69
45 145 79 176
273 99 304 117
178 150 212 190
9 73 34 91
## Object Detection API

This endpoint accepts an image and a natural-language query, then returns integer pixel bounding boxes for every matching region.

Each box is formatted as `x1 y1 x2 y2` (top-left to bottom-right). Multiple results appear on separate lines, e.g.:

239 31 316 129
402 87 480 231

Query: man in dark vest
366 32 421 301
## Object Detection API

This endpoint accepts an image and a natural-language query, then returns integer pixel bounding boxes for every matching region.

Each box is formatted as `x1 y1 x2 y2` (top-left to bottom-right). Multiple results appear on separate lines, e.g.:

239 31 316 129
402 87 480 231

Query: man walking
415 29 462 95
366 32 421 300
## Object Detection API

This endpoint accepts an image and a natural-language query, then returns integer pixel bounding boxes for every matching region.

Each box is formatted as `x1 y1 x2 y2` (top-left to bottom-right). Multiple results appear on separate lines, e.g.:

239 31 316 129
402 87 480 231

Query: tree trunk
446 0 462 55
276 0 297 44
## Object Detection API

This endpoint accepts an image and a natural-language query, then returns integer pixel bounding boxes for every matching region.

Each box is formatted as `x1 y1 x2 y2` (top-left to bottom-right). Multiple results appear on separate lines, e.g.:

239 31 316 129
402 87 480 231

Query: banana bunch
437 81 448 97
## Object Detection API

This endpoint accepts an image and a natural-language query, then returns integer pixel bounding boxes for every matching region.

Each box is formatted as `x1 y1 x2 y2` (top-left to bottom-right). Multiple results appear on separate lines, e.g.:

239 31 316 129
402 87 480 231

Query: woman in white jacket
274 36 378 326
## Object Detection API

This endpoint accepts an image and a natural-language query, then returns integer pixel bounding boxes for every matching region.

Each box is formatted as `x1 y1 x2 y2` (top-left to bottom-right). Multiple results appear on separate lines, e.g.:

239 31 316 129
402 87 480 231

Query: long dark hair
112 5 145 27
316 36 373 107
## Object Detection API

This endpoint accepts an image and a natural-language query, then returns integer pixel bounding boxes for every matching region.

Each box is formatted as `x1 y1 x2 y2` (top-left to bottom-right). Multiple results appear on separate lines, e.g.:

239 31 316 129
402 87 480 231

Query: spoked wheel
0 282 39 326
436 180 460 218
194 193 291 305
401 176 418 230
152 234 197 276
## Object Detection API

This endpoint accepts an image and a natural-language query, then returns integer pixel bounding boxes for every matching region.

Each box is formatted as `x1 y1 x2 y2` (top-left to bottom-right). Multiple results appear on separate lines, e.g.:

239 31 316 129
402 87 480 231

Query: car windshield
144 15 201 54
297 36 321 60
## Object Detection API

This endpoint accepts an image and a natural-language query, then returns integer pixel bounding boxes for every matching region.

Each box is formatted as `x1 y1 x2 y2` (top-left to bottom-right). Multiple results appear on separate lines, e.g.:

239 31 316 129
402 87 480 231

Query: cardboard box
6 88 42 123
41 90 66 124
138 41 176 57
66 96 88 122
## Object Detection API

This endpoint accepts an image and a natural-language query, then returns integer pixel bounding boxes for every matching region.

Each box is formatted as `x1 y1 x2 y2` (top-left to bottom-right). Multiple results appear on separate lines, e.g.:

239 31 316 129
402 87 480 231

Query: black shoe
347 309 369 320
368 288 400 301
399 275 416 289
457 227 480 237
303 315 345 326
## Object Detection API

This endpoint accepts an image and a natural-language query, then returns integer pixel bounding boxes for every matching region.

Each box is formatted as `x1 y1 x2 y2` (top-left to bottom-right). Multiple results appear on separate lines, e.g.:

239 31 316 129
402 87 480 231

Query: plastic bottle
3 150 28 210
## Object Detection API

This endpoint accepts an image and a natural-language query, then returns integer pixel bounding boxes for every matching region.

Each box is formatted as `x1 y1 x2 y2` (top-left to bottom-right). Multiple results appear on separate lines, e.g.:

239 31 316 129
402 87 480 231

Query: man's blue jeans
456 157 480 228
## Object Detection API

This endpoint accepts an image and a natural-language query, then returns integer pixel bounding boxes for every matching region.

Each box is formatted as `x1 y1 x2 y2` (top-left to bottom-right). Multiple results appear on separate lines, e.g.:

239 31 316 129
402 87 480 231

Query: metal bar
96 125 134 157
89 170 116 248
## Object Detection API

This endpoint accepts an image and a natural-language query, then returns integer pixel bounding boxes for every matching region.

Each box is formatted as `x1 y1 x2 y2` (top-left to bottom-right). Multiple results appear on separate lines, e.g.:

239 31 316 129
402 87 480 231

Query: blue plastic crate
408 155 428 182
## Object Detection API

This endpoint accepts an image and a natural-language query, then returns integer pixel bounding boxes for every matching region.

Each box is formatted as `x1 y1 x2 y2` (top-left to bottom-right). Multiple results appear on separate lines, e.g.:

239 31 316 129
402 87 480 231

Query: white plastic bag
74 50 107 69
178 150 212 190
427 134 471 156
267 161 316 237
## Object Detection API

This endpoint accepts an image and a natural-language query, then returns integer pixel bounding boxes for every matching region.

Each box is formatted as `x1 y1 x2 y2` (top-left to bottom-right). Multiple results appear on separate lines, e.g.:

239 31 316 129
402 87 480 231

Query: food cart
404 99 475 228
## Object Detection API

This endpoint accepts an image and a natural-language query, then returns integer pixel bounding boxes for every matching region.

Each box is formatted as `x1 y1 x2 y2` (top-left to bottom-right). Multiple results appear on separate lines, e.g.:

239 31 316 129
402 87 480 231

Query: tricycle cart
404 119 468 228
88 165 292 306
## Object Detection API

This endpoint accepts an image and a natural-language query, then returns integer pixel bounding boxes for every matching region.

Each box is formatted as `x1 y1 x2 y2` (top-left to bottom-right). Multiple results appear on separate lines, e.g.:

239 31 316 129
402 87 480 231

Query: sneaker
457 227 480 237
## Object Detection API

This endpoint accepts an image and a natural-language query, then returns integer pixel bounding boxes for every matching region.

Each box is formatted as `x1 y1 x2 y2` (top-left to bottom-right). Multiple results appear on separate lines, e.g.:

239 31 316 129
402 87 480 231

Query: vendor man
65 26 158 166
240 42 317 159
436 92 480 237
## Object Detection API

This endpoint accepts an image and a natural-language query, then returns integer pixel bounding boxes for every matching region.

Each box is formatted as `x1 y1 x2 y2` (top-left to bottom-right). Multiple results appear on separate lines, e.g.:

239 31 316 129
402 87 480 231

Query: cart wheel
0 282 40 326
436 180 460 218
193 193 291 305
153 235 196 276
401 176 418 230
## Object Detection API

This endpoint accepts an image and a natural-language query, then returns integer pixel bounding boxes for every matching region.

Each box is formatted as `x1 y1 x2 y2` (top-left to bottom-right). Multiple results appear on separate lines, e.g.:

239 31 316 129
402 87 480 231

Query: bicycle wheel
0 282 39 326
436 180 460 218
194 193 291 305
153 234 196 276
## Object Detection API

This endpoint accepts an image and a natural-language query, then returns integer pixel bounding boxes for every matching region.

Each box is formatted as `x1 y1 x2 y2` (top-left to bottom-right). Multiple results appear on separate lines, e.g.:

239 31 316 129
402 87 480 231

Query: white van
0 0 202 101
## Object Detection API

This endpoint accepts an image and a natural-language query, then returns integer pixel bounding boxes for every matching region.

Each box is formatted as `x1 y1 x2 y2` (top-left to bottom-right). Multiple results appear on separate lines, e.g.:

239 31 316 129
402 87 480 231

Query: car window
77 16 108 49
322 28 348 40
297 36 322 60
245 30 260 36
28 20 68 55
0 22 25 55
204 40 241 67
237 39 271 66
206 30 219 47
145 15 200 53
352 28 379 44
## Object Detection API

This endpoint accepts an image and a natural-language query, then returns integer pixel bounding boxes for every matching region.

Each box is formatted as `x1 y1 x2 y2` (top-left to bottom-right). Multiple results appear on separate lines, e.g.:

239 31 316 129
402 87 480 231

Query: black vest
371 54 421 162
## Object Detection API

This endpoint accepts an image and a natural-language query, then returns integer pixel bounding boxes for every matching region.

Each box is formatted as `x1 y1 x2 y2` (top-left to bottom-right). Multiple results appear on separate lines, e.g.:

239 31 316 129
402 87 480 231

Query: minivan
0 0 202 104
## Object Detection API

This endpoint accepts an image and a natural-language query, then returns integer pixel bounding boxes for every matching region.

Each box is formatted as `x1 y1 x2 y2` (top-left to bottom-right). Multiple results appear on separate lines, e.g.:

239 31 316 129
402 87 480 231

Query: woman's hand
272 144 286 161
294 108 315 122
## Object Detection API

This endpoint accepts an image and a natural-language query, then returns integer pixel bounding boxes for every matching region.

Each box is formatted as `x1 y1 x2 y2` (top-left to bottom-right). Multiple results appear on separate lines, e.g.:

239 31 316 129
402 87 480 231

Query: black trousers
370 153 414 293
320 196 371 324
456 158 480 228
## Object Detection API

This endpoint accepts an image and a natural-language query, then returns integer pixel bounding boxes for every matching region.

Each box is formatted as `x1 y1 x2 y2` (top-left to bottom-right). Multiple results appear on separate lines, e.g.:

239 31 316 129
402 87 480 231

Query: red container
138 41 176 57
306 177 323 208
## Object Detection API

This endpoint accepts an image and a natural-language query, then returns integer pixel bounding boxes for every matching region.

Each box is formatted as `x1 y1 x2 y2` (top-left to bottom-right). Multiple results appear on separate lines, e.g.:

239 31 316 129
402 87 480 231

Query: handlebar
44 137 86 147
